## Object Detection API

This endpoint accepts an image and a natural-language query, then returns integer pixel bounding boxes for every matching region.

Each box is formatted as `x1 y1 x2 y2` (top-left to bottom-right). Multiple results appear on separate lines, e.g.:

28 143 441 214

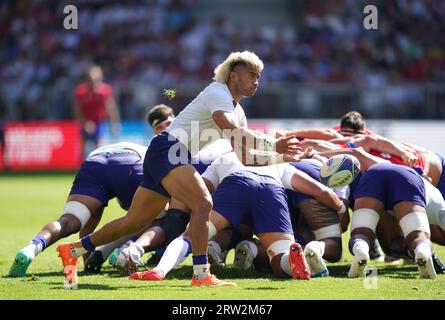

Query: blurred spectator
73 65 120 156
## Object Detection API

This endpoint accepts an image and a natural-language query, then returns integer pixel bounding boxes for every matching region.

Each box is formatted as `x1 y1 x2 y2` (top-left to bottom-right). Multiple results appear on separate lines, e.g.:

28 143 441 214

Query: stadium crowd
1 0 445 121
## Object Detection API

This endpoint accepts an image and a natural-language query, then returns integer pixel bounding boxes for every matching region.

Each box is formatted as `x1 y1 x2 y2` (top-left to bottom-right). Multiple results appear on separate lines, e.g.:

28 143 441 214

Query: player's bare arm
281 128 343 140
290 171 345 216
212 110 304 165
297 138 341 153
352 134 419 167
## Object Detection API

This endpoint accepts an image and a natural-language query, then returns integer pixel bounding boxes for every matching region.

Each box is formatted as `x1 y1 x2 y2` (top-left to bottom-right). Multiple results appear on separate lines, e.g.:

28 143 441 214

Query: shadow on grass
371 265 418 279
1 268 124 280
325 264 351 278
2 263 421 282
80 270 127 278
49 283 115 290
166 265 272 280
124 263 419 281
96 263 421 281
1 272 61 279
326 262 419 279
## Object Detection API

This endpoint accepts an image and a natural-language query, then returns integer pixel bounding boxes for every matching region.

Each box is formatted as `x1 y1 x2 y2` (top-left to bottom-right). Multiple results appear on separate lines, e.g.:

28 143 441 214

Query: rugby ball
320 154 361 188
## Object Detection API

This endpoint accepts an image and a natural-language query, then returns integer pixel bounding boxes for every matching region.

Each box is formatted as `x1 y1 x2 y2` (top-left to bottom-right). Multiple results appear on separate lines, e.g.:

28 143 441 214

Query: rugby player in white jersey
130 151 347 281
56 51 303 288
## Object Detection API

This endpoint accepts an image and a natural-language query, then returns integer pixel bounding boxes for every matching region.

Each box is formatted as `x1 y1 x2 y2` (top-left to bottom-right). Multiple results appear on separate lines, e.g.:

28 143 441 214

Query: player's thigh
161 164 211 210
210 209 231 232
298 199 340 231
354 197 385 212
393 201 426 221
125 186 169 227
182 210 230 238
169 197 190 212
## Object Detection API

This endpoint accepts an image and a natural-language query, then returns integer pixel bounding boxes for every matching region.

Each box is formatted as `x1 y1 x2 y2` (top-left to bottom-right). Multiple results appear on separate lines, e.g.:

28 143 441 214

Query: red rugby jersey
340 143 426 171
74 82 113 122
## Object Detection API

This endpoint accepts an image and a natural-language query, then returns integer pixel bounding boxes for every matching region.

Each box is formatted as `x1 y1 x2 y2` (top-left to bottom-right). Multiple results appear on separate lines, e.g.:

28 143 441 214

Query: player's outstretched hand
283 147 313 162
275 135 300 154
401 151 418 167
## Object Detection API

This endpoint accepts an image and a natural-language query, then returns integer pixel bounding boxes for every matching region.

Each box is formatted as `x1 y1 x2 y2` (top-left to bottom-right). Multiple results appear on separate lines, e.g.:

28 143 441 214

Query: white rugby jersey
201 152 298 190
166 82 247 155
87 142 148 160
192 138 233 165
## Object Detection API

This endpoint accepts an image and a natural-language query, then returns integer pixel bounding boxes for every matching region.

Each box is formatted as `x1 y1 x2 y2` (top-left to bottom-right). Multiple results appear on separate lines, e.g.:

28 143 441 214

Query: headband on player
151 116 174 129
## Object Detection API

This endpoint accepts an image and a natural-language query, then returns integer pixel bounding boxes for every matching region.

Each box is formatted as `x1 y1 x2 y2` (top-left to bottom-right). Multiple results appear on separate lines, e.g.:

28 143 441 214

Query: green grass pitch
0 174 444 300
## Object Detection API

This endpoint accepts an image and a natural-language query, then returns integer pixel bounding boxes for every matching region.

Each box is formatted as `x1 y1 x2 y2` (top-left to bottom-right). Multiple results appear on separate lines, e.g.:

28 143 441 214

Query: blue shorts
436 153 445 199
141 131 191 198
353 163 425 210
70 151 143 210
192 162 211 175
287 160 322 204
347 173 362 206
212 171 293 235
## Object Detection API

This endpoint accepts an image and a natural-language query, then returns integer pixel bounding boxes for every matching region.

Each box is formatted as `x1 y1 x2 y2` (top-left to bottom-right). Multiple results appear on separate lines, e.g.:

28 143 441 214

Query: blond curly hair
213 51 264 84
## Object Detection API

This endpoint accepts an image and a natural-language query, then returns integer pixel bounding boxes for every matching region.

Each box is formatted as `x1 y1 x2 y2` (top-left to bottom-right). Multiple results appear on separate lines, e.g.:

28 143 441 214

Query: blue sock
31 235 48 251
80 236 96 252
192 255 208 266
183 238 192 257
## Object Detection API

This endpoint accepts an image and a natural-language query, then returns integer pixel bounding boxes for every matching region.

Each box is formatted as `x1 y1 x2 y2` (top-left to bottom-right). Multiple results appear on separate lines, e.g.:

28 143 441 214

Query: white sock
280 253 292 277
352 239 369 257
128 243 144 262
154 236 190 275
96 235 134 259
414 242 432 258
23 243 38 257
193 263 210 279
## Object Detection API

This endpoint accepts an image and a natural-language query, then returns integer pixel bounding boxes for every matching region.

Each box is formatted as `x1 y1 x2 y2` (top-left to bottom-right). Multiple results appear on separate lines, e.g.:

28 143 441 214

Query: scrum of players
9 108 445 283
7 51 445 286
